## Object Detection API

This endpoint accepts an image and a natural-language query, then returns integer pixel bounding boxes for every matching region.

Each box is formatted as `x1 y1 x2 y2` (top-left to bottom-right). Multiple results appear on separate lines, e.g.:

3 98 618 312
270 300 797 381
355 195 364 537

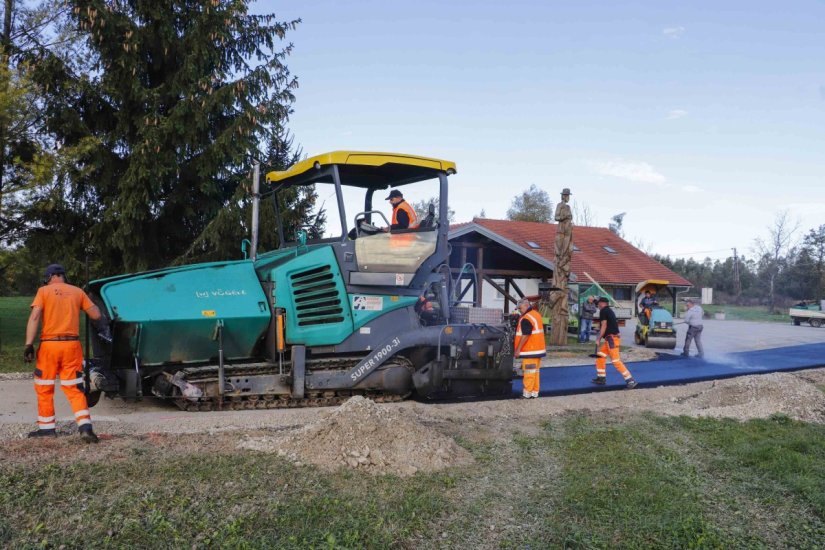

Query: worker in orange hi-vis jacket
591 297 638 389
514 297 546 399
24 264 108 443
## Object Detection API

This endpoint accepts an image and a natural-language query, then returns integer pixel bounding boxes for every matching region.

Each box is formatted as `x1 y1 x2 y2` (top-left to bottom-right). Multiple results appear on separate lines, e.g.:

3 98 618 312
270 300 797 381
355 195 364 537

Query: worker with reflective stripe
592 297 637 389
386 189 418 230
24 264 104 443
514 298 546 398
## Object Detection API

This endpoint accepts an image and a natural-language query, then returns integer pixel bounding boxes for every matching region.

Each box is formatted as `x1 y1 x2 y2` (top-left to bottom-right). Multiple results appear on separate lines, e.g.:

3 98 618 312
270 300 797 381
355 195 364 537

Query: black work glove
24 344 35 363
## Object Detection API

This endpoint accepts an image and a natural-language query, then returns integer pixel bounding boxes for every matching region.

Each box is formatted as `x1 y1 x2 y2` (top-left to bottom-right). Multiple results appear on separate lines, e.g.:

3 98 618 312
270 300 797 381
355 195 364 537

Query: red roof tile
451 218 692 287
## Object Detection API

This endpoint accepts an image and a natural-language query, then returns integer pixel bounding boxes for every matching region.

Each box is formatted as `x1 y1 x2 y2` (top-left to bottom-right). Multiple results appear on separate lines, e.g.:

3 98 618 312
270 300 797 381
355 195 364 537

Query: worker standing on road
514 297 546 399
579 295 597 343
24 264 105 443
385 189 418 230
681 298 705 358
592 297 637 389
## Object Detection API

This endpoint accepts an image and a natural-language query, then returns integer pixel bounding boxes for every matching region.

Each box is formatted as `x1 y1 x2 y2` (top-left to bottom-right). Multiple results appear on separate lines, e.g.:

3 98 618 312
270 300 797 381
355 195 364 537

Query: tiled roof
450 218 692 287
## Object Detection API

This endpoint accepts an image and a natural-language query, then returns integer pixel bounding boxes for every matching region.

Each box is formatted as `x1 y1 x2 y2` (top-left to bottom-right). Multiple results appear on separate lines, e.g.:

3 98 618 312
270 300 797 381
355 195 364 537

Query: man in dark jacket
579 295 597 343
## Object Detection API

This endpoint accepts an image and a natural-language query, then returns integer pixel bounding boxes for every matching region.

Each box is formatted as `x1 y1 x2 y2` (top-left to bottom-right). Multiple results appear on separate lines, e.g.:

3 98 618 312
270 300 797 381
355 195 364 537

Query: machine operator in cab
385 189 418 230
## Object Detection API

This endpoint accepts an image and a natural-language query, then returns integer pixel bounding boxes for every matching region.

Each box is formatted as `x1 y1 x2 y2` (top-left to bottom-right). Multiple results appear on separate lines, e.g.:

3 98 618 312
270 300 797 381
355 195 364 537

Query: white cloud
681 185 702 193
667 109 688 120
662 26 685 38
592 159 667 185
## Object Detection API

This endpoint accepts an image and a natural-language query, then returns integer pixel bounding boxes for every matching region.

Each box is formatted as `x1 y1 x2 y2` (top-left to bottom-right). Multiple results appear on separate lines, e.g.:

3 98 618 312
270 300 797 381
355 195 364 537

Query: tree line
655 222 825 310
0 0 316 295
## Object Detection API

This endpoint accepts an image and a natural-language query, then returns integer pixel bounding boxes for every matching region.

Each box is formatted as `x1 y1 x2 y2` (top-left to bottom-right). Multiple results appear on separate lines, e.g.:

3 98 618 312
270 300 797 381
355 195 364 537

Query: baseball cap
385 189 403 200
44 264 66 278
597 297 609 305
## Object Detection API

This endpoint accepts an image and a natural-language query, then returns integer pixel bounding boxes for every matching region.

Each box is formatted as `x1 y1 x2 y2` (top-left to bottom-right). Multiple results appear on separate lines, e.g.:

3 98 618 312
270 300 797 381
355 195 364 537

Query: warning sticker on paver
353 295 383 311
395 274 405 285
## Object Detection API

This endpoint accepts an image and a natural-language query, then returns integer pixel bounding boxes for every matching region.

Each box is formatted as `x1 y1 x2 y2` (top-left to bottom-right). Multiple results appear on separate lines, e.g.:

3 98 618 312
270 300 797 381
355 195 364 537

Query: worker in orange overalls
24 264 105 443
514 297 546 399
385 189 418 230
592 297 637 389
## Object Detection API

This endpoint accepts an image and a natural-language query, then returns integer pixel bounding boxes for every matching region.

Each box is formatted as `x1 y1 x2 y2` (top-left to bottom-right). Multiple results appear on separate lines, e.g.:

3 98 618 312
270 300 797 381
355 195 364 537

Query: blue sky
258 0 825 261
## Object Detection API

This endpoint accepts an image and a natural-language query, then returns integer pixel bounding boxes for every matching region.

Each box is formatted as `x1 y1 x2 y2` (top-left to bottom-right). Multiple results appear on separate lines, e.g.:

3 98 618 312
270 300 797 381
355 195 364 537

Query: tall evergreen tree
26 1 300 274
175 127 320 264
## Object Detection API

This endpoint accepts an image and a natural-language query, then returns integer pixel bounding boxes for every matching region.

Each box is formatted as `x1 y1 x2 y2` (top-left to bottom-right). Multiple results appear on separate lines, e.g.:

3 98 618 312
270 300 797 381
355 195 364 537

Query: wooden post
504 279 511 314
475 248 484 306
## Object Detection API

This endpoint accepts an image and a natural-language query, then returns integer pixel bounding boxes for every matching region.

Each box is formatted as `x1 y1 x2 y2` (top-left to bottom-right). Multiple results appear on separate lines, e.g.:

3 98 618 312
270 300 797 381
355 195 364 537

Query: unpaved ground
239 395 473 476
2 368 824 468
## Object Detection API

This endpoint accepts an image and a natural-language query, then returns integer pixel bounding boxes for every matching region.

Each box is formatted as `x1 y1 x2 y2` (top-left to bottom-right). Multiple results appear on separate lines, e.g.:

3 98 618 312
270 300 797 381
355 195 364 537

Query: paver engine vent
290 265 345 326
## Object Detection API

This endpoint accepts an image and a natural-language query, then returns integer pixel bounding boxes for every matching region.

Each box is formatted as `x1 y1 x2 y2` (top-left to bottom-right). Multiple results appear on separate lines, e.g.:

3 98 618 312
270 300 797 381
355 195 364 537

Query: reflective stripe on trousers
33 341 92 429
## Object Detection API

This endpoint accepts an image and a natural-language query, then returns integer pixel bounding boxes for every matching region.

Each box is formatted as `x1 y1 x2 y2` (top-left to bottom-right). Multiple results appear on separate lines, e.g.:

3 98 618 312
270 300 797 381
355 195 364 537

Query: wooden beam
449 268 549 278
451 241 489 249
504 279 511 313
510 278 525 298
475 249 484 306
458 280 473 301
483 275 518 306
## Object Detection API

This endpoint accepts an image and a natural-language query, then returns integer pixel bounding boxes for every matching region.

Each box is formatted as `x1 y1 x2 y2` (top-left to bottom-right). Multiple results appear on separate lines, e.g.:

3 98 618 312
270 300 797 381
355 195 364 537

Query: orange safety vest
515 308 546 358
391 200 418 229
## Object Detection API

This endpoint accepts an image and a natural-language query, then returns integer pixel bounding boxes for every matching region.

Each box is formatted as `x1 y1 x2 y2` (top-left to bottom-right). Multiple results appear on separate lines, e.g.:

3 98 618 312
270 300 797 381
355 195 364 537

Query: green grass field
0 296 93 374
0 297 33 374
701 304 792 324
1 413 823 548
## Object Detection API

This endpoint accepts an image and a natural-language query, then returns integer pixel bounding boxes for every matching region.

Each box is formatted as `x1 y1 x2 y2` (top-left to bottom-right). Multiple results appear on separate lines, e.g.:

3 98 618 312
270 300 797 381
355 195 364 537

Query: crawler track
168 357 413 412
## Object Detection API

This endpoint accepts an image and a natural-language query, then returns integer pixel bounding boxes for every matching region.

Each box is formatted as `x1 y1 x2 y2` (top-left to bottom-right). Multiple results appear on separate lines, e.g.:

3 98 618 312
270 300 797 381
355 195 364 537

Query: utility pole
250 161 260 261
732 247 741 298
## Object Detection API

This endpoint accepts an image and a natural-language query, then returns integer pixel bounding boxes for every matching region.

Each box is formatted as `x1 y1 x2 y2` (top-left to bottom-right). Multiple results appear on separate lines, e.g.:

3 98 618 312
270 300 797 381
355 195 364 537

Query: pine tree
26 1 300 274
175 127 320 264
506 184 553 223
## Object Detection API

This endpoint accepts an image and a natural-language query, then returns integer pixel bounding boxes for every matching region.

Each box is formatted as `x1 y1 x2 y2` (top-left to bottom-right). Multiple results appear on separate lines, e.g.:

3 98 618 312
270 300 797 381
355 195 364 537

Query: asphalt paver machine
84 152 514 410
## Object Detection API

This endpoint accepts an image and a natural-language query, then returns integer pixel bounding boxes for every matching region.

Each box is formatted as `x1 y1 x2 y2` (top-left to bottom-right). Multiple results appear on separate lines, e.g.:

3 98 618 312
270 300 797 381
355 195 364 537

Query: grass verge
2 412 824 548
702 304 791 324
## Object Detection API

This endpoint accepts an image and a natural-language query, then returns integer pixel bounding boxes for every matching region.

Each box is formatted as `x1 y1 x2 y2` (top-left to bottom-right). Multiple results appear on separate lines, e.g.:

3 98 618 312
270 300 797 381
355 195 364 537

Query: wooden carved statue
549 188 573 346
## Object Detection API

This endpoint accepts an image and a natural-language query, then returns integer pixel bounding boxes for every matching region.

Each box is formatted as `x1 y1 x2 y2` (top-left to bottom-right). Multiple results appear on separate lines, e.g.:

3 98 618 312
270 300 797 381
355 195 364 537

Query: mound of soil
239 396 473 476
674 372 825 423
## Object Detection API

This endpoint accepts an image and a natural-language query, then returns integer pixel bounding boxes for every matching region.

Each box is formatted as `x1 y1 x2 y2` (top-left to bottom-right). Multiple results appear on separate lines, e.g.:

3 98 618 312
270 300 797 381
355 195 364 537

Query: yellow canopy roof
266 151 457 187
635 279 670 293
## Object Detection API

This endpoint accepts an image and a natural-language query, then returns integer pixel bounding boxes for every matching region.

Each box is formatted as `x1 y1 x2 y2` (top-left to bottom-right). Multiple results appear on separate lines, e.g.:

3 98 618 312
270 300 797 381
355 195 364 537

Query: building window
573 245 580 252
603 246 618 254
525 241 540 249
610 287 632 301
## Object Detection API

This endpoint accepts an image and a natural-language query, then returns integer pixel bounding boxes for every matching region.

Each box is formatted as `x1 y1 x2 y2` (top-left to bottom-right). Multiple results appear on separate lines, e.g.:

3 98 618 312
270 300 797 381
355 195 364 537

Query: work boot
680 351 689 357
591 376 606 385
27 428 57 438
78 425 99 444
625 378 638 390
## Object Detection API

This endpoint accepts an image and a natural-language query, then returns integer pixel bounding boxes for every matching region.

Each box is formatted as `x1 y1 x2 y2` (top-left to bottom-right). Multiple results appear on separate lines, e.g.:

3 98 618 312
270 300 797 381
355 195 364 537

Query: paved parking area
625 318 824 355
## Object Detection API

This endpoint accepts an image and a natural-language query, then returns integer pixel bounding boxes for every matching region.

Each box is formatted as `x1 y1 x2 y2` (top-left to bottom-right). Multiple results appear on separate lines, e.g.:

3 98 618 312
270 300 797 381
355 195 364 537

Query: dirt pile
671 372 825 423
239 396 473 476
